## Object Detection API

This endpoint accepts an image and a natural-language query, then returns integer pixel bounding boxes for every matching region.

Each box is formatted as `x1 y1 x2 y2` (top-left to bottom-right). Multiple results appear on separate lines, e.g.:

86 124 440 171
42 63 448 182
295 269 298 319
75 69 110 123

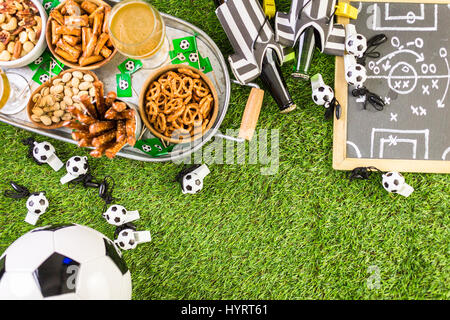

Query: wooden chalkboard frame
333 0 450 173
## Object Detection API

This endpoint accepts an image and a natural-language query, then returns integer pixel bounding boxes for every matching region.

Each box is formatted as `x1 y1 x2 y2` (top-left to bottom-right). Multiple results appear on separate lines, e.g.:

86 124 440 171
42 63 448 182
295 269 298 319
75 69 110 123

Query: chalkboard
333 0 450 173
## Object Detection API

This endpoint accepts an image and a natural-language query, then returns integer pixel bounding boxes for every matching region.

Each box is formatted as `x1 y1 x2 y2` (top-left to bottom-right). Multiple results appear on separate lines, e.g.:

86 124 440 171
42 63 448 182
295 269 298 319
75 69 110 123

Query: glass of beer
108 0 169 68
0 69 30 115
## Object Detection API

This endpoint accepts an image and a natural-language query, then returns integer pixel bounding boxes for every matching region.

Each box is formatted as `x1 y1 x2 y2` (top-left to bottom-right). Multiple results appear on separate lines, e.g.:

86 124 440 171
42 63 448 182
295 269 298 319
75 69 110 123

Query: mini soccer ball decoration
176 164 211 194
310 74 342 120
60 156 89 185
348 167 414 197
22 138 64 171
0 224 131 300
381 172 414 197
25 192 49 225
3 181 49 226
114 223 151 251
102 205 140 227
344 55 385 111
345 24 367 58
344 55 367 88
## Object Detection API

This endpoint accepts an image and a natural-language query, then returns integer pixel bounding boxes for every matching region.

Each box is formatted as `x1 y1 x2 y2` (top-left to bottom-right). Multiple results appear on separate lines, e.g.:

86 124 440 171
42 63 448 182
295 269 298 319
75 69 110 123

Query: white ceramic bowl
0 0 48 69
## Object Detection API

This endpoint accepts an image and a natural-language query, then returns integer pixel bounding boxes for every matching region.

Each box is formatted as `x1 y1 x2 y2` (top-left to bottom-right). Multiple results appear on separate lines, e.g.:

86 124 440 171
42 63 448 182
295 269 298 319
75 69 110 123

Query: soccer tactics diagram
346 3 450 161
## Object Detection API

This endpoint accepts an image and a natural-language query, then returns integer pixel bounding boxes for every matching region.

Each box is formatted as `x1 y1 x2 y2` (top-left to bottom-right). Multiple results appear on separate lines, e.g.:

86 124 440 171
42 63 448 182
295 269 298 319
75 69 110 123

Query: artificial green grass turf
0 0 449 299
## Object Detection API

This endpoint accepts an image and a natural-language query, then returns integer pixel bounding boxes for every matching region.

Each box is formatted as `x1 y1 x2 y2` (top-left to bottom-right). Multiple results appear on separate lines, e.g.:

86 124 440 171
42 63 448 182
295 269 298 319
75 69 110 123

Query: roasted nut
7 41 14 53
31 114 41 122
0 50 11 61
73 71 83 79
79 81 91 91
2 17 17 31
83 74 94 82
71 77 80 88
54 110 64 118
22 40 33 52
62 72 72 82
19 30 27 43
40 115 52 126
32 107 44 116
27 29 35 42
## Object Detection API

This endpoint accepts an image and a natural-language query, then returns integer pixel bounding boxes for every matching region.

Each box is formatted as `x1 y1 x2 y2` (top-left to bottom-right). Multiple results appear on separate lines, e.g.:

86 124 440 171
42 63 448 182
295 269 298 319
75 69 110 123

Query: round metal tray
0 13 231 162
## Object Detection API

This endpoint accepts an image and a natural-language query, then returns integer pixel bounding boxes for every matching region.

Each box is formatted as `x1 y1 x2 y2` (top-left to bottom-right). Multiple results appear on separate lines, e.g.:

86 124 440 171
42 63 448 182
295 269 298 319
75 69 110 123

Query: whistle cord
357 34 388 66
352 87 385 111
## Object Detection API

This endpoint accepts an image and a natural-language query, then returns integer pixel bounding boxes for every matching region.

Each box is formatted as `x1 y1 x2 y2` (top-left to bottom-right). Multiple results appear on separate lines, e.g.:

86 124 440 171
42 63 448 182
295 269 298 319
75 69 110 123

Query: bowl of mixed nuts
0 0 47 68
27 68 99 129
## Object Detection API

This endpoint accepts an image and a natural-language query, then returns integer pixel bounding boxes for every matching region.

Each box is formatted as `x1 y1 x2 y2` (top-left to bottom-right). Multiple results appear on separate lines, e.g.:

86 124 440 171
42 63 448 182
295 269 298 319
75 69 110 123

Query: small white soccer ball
182 173 203 194
26 192 48 216
0 224 131 300
382 172 405 194
346 34 367 58
44 2 52 10
179 40 190 50
34 57 43 65
177 53 186 61
141 145 152 153
189 53 198 63
119 79 129 90
345 64 367 87
66 156 88 177
33 142 55 163
312 85 335 107
39 74 50 84
115 229 137 251
125 61 135 71
103 205 128 226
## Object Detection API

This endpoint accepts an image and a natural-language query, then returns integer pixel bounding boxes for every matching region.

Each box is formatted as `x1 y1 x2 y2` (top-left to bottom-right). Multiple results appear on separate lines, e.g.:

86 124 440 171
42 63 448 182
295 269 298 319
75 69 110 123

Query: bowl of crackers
27 68 99 129
63 86 142 159
0 0 47 69
139 65 219 144
45 0 117 70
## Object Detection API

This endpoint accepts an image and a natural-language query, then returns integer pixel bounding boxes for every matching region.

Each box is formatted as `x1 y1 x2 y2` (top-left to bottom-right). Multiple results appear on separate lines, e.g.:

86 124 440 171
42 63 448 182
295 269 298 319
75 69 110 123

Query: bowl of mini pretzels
139 65 219 144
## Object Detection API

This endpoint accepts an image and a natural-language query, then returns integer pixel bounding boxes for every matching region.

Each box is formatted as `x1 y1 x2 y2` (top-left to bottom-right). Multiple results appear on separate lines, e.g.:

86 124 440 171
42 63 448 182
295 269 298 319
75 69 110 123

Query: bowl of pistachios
27 69 99 129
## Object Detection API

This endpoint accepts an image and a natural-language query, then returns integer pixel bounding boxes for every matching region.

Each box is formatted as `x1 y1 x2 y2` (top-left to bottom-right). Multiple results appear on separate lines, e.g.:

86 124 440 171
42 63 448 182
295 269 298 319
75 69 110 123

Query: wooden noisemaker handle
238 87 264 141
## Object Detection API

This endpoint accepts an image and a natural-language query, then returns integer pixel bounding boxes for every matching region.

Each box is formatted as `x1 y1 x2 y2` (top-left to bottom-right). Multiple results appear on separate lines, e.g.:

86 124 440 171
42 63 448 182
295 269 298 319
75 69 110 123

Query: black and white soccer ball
119 79 129 91
381 172 405 194
44 2 52 10
34 57 43 65
0 224 131 300
312 85 335 107
345 64 367 87
189 53 198 63
141 144 152 153
33 142 55 163
182 173 203 194
103 205 128 227
114 229 137 251
66 156 88 177
39 74 50 84
50 60 57 69
26 192 48 216
346 34 367 58
177 53 186 61
179 39 190 50
125 61 135 72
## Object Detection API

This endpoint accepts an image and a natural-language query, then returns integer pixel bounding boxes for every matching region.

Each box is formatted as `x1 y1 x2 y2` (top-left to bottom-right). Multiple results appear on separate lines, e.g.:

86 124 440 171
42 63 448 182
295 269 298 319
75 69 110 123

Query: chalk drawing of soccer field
343 2 450 166
369 3 438 31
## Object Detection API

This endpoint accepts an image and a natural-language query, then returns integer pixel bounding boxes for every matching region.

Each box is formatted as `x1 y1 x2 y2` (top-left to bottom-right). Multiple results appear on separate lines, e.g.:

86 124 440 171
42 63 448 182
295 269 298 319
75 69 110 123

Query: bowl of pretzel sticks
62 82 142 159
139 65 219 144
45 0 117 70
